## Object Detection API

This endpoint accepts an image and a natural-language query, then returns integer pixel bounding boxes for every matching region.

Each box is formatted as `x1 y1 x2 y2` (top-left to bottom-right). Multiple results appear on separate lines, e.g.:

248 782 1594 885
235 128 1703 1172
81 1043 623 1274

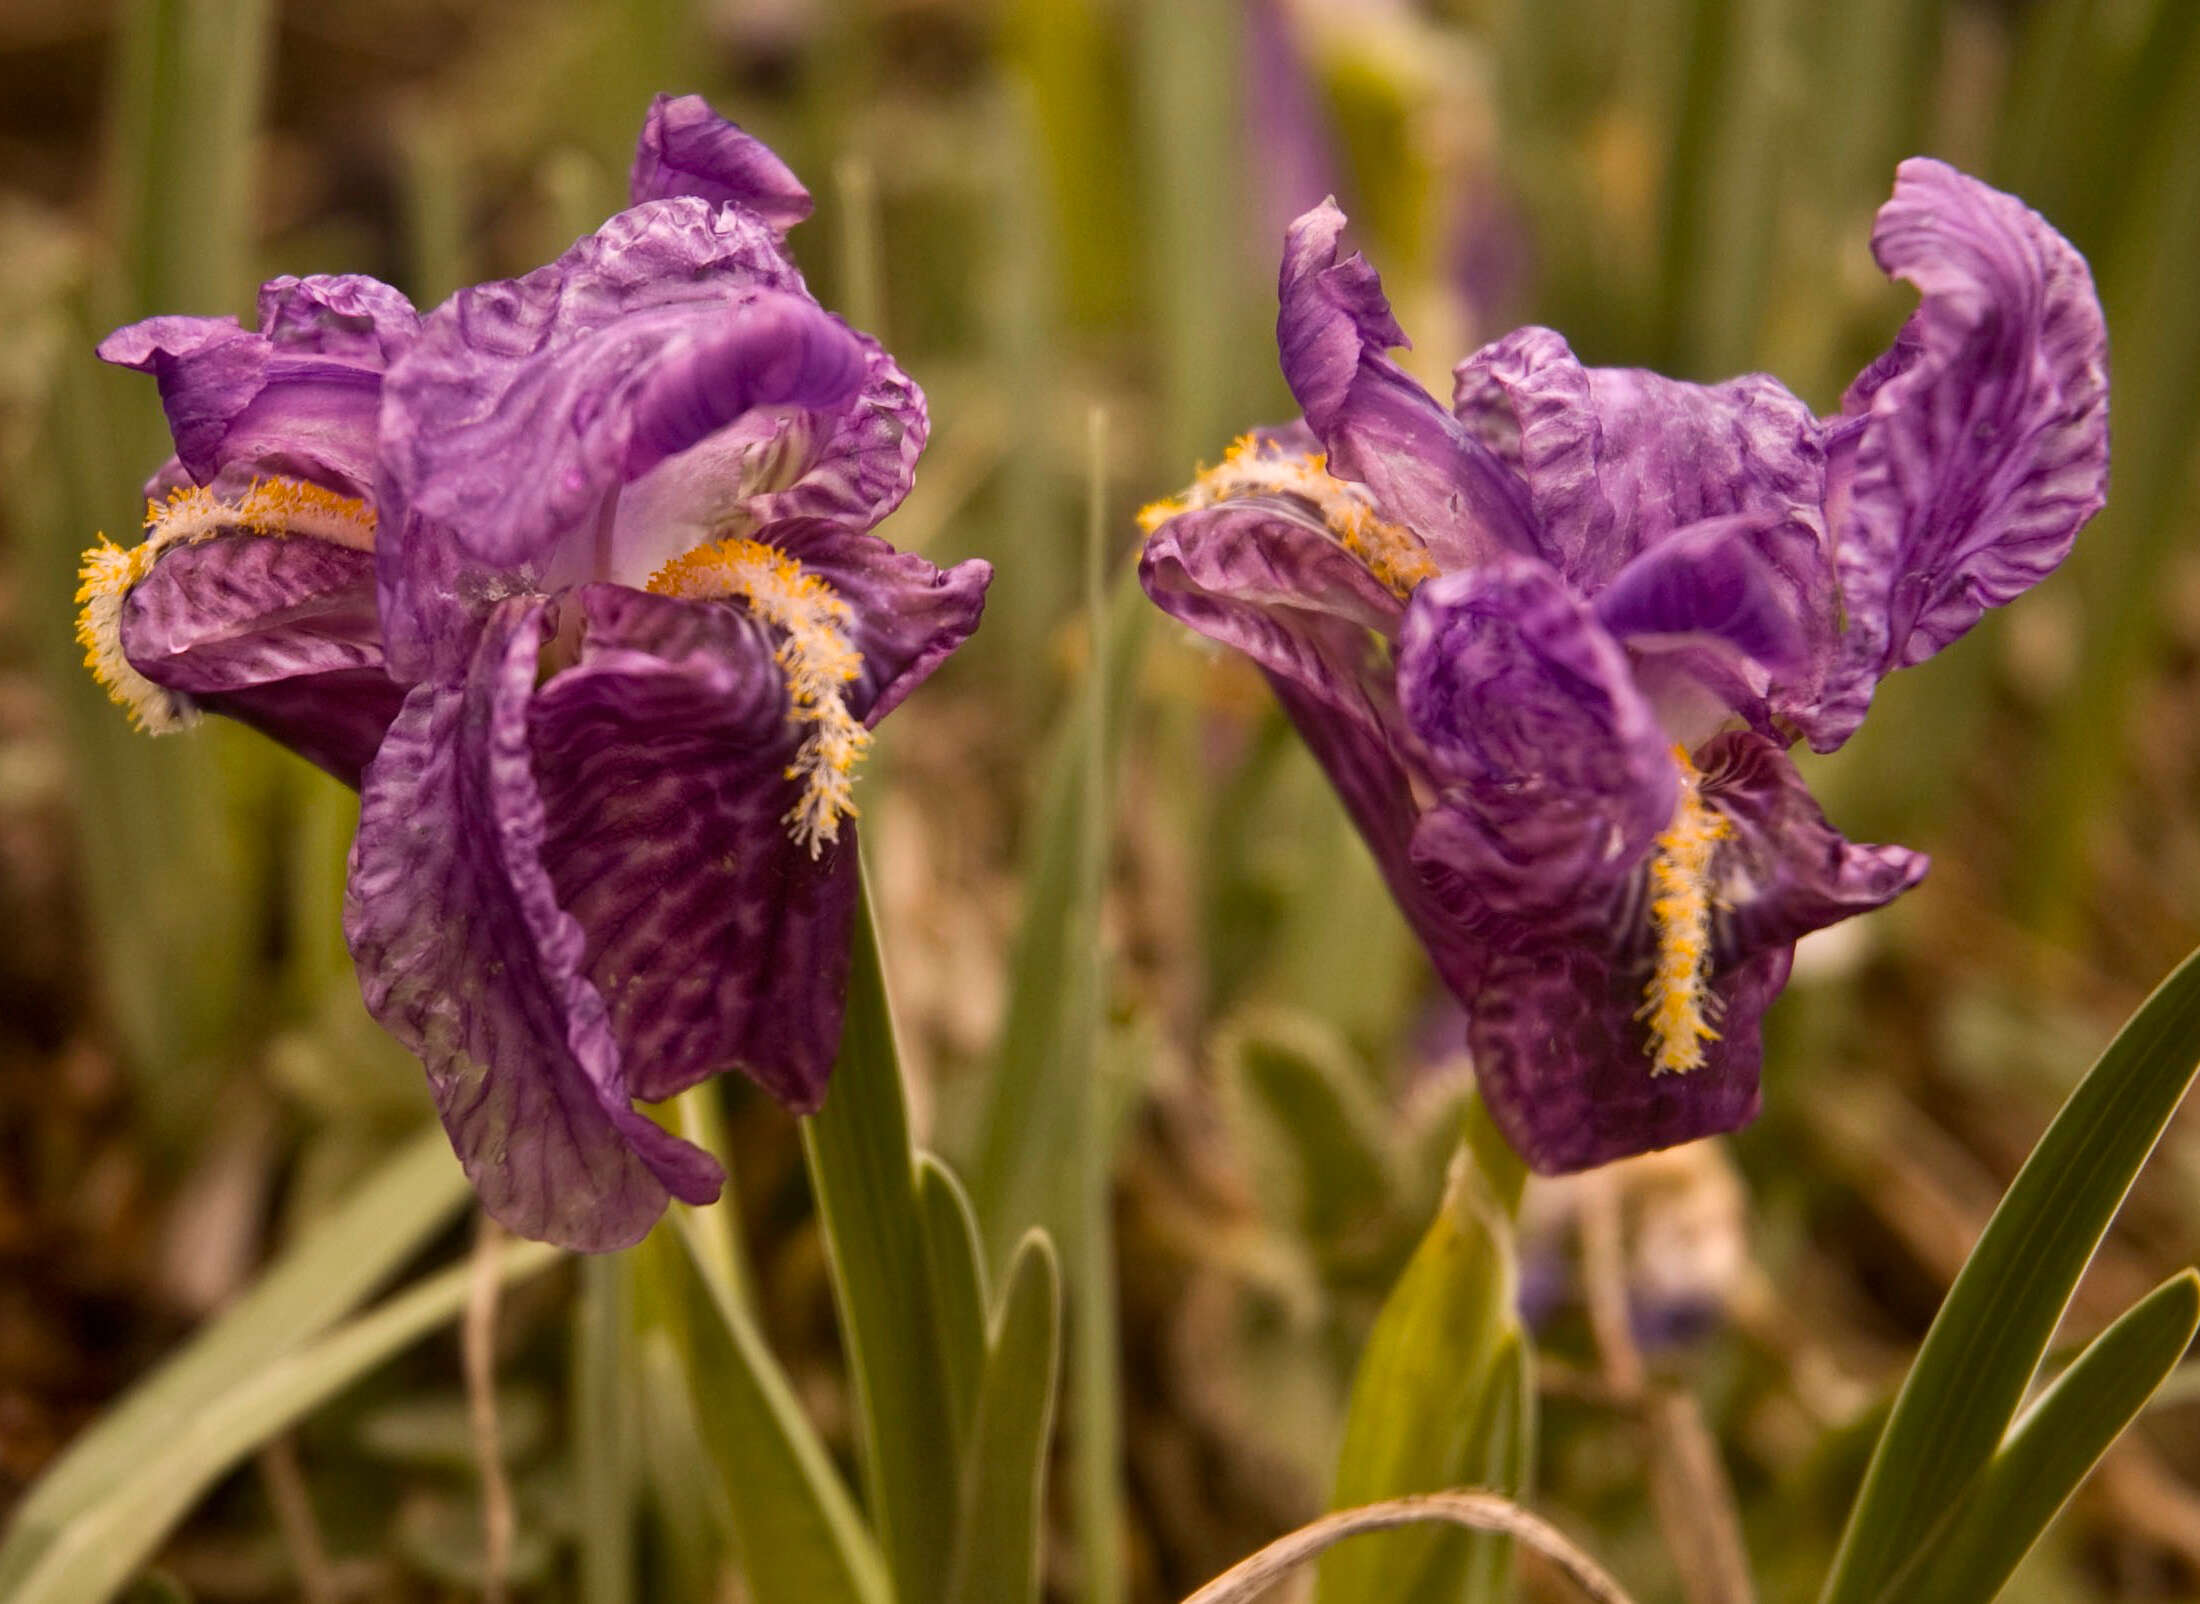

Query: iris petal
346 599 724 1252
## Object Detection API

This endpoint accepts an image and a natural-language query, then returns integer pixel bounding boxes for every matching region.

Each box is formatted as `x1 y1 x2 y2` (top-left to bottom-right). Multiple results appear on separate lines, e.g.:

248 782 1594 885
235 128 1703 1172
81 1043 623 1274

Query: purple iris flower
80 95 991 1250
1140 159 2107 1174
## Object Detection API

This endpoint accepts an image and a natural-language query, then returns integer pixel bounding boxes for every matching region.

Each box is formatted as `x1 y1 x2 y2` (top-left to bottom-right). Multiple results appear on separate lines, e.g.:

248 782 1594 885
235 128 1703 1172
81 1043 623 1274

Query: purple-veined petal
532 584 856 1108
1398 557 1678 875
257 274 420 366
378 196 839 562
117 534 402 786
761 519 991 723
602 332 930 585
1811 158 2110 748
345 598 723 1251
1140 494 1407 741
1452 326 1829 594
1279 201 1538 566
1595 515 1812 680
1697 730 1927 960
629 92 813 229
101 276 418 500
1468 944 1783 1174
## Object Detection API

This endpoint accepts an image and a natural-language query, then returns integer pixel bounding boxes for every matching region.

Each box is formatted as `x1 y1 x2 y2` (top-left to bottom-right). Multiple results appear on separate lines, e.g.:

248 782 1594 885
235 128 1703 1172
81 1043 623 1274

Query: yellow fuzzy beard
646 536 871 857
1138 433 1438 599
76 479 377 733
1638 747 1733 1074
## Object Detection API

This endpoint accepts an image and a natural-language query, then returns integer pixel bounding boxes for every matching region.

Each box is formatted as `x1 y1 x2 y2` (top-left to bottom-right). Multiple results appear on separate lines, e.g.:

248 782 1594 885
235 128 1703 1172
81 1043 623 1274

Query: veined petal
1279 200 1537 566
756 518 991 723
1811 158 2110 748
1139 494 1407 735
1398 557 1678 879
601 332 930 586
378 199 872 676
1452 326 1829 593
531 584 857 1108
629 92 813 229
100 274 418 500
1696 731 1928 959
1468 945 1783 1174
383 224 863 570
115 533 400 785
345 599 723 1251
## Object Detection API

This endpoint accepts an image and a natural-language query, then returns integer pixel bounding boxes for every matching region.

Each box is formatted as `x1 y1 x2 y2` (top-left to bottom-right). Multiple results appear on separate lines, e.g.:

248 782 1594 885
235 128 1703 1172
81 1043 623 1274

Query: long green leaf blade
0 1239 559 1604
801 877 961 1604
2 1123 466 1565
1315 1100 1529 1604
1820 942 2200 1604
917 1155 993 1454
658 1219 891 1604
1883 1271 2200 1604
947 1232 1064 1604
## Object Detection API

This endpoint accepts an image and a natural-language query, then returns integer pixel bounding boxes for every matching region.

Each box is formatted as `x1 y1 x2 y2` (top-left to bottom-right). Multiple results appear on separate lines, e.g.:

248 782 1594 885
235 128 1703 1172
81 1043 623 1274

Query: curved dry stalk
1177 1489 1639 1604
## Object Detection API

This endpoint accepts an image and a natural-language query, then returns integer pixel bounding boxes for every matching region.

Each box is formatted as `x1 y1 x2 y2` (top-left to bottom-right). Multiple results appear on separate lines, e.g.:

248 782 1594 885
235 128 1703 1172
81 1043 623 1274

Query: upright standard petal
377 198 872 676
1451 325 1829 596
100 274 418 499
346 600 724 1251
1812 158 2109 747
1278 201 1538 566
629 92 814 229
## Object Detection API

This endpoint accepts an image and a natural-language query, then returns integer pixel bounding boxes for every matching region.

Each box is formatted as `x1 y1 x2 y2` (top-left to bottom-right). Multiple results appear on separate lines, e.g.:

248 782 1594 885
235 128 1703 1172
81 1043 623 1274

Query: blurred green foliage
3 0 2200 1601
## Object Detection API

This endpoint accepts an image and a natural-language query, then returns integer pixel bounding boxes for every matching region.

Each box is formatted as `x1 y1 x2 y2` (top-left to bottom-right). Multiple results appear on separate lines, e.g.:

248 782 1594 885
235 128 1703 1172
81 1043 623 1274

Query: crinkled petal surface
531 585 856 1108
762 518 991 722
118 534 402 786
1279 201 1537 566
629 92 813 228
1469 945 1784 1173
100 275 418 499
378 198 874 675
1696 731 1928 961
1812 158 2110 747
602 332 931 587
346 598 724 1251
1451 325 1829 596
1399 557 1678 903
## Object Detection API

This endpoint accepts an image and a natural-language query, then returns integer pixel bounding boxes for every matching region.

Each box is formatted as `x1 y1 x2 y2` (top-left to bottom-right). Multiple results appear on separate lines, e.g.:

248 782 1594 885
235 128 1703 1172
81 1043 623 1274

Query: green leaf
1879 1271 2200 1604
1820 940 2200 1604
1439 1333 1536 1604
0 1236 559 1604
917 1155 994 1455
656 1218 891 1604
800 877 962 1604
1315 1100 1529 1604
3 1123 466 1564
947 1232 1065 1604
574 1253 636 1604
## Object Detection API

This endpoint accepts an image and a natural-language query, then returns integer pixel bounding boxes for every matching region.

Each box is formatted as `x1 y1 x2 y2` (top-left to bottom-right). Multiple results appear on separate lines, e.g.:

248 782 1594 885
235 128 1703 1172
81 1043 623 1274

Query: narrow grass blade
1314 1100 1530 1604
0 1238 559 1604
1879 1271 2200 1604
1818 941 2200 1604
574 1253 635 1604
917 1155 993 1454
800 876 961 1604
3 1123 465 1555
658 1218 891 1604
946 1232 1064 1604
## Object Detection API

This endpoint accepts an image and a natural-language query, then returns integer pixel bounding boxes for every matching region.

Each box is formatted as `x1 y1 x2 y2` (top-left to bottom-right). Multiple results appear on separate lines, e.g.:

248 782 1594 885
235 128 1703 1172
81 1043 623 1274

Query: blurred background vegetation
0 0 2197 1599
